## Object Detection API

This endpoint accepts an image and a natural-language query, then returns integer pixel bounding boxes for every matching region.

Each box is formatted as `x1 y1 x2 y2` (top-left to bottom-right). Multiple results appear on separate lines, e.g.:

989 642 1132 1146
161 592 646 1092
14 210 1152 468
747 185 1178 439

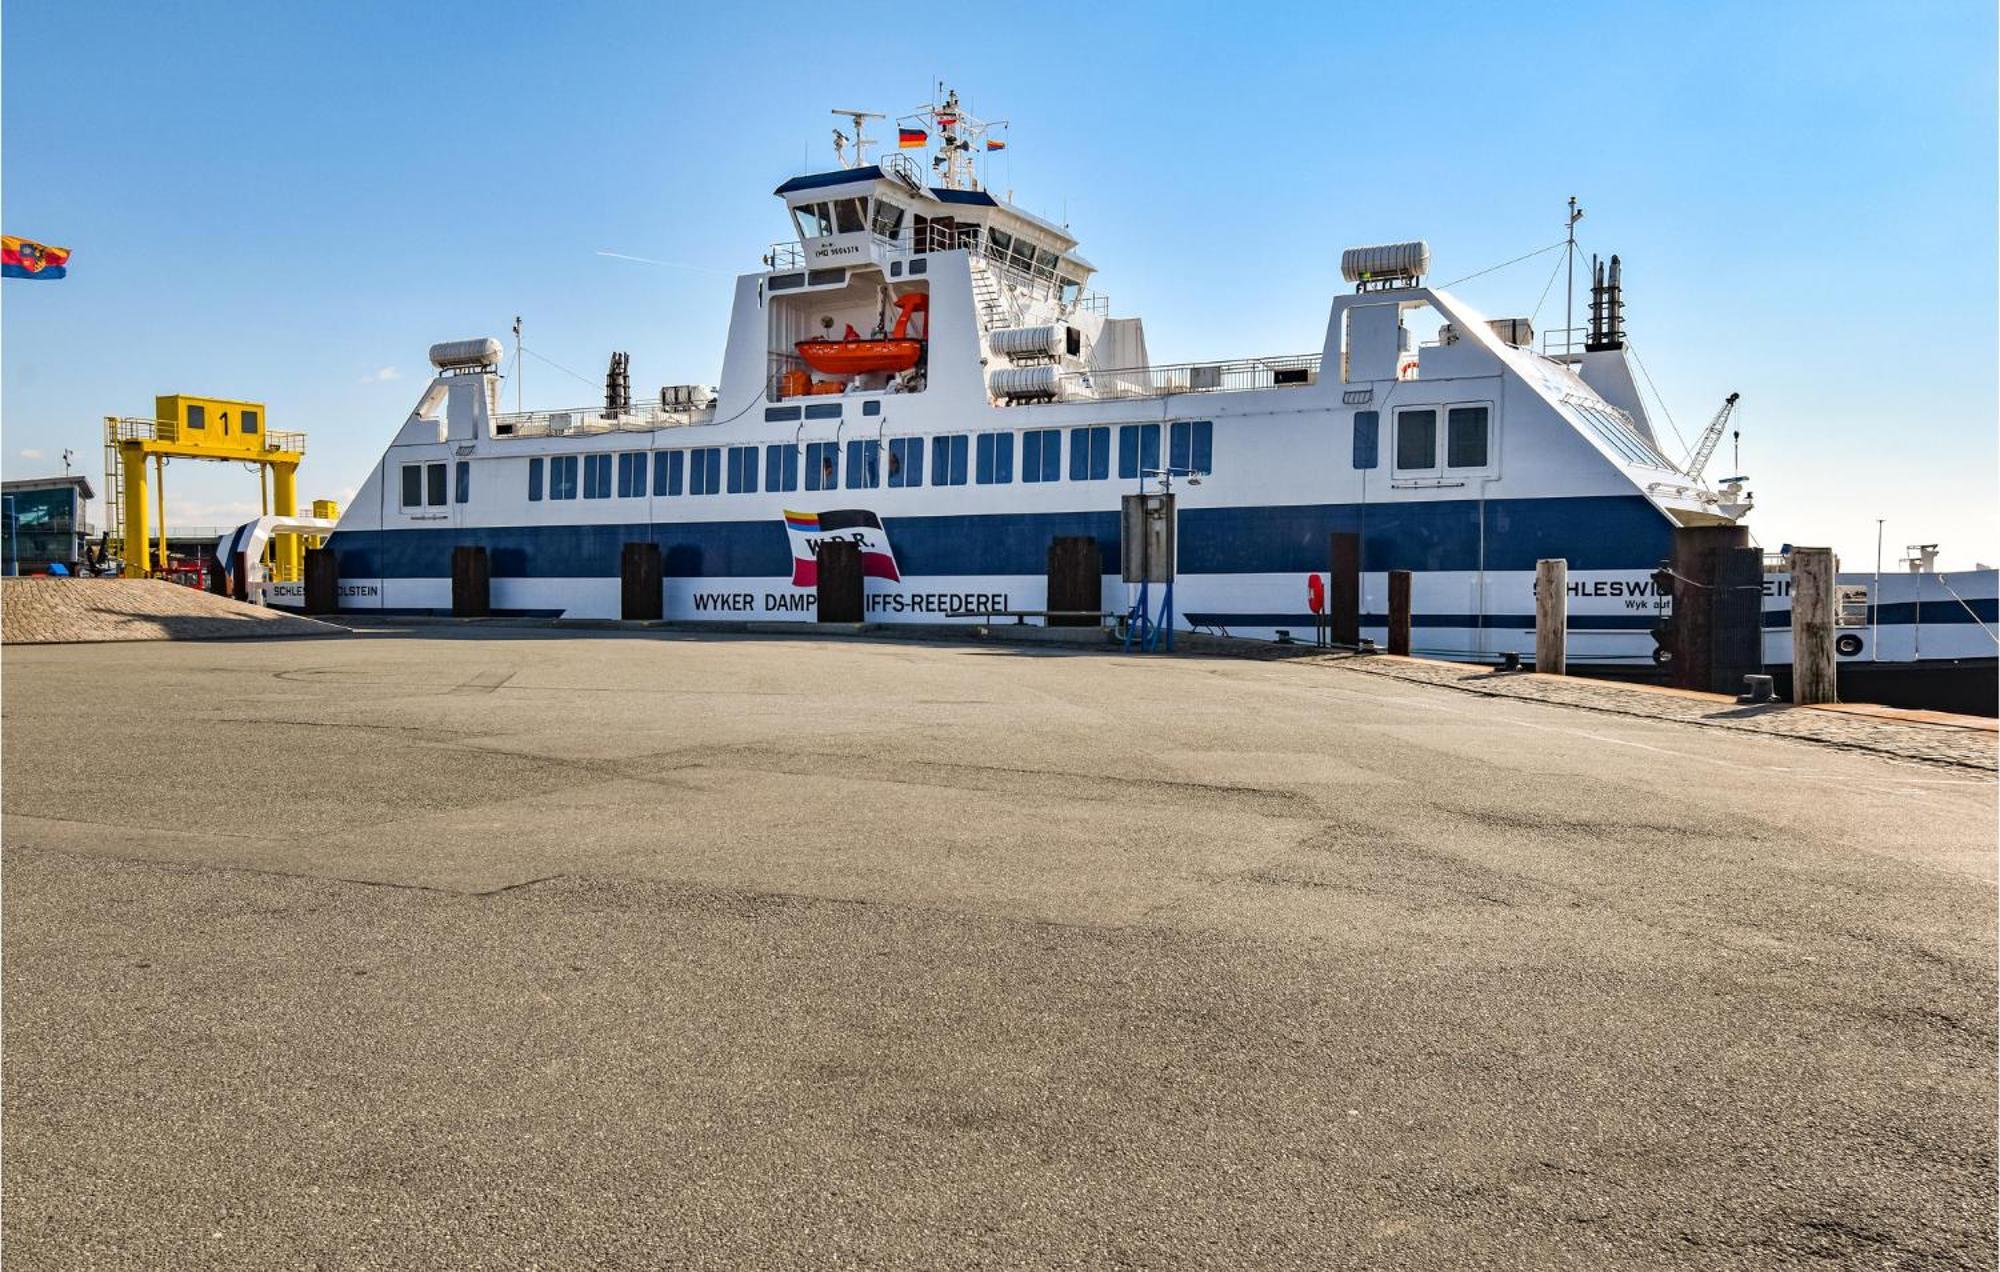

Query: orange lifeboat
794 292 928 377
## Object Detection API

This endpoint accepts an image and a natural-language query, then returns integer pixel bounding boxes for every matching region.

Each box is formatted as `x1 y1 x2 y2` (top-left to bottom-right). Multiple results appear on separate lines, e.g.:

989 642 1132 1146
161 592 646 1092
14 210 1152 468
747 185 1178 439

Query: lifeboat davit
795 292 928 377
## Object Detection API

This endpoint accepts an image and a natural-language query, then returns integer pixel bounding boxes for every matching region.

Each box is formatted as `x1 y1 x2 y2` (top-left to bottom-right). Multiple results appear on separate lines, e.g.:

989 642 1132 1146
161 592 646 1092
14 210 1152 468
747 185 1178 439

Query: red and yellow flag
3 235 69 280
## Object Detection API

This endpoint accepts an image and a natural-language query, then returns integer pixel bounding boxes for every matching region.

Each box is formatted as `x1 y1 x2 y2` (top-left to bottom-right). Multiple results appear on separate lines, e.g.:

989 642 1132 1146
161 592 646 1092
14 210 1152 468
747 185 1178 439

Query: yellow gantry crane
104 395 310 581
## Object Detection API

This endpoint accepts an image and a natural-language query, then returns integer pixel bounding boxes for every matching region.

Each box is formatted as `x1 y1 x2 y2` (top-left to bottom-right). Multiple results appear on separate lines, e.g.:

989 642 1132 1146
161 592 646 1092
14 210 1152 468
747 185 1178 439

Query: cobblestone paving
1 579 341 644
1319 653 1998 772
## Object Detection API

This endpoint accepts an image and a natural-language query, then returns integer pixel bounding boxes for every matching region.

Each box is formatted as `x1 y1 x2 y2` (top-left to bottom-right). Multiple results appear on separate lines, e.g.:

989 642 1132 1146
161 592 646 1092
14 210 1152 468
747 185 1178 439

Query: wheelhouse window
794 202 833 238
871 199 906 240
1447 405 1490 469
832 197 866 235
888 436 924 487
425 461 448 506
1395 409 1438 472
400 464 423 509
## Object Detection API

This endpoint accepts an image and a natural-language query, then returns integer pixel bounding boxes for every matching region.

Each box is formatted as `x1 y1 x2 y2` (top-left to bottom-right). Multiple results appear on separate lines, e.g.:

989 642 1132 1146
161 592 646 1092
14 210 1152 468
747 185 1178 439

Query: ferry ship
283 91 1997 708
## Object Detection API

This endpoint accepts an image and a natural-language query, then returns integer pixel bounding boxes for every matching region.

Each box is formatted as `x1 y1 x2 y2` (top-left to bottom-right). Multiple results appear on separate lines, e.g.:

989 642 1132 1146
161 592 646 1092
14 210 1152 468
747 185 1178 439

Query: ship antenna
512 315 523 412
1564 196 1585 359
831 109 884 168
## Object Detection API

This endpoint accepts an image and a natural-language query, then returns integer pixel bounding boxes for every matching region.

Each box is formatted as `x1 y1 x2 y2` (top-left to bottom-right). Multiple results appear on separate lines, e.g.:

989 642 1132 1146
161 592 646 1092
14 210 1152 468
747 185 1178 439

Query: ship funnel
1341 241 1430 292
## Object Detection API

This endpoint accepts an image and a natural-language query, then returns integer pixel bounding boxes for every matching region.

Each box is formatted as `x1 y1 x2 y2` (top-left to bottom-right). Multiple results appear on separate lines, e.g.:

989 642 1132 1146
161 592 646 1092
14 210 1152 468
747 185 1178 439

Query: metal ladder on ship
968 256 1012 332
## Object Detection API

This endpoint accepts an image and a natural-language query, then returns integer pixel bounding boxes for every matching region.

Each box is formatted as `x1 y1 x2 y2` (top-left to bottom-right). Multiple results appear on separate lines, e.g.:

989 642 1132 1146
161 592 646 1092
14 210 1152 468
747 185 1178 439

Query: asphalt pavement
4 628 1993 1269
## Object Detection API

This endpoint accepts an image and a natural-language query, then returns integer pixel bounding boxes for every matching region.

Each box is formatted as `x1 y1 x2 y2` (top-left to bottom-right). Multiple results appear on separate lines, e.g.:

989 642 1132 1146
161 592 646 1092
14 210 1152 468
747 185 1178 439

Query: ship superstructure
295 90 1996 687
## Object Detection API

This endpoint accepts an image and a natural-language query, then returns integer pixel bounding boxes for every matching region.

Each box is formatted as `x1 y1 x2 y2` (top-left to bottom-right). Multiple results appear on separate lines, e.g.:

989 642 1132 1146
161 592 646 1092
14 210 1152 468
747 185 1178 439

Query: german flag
3 236 69 280
898 127 927 149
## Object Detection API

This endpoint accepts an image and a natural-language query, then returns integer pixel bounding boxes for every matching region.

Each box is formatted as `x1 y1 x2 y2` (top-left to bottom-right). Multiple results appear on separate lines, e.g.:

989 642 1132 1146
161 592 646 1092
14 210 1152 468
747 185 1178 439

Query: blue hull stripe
327 495 1673 580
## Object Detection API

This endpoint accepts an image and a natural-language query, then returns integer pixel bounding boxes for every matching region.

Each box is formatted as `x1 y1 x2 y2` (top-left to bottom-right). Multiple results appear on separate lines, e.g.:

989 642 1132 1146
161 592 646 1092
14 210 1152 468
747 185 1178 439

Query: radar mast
899 85 1004 192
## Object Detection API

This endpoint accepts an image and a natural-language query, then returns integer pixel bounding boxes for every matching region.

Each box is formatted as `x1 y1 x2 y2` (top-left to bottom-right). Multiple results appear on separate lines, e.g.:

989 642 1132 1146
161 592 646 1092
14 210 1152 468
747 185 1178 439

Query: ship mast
899 85 1004 192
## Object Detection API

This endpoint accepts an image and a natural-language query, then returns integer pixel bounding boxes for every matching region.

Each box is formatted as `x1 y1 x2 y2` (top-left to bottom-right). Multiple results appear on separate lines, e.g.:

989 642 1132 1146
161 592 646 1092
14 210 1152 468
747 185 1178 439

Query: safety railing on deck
488 399 717 439
106 417 308 454
765 222 1103 315
1054 354 1321 402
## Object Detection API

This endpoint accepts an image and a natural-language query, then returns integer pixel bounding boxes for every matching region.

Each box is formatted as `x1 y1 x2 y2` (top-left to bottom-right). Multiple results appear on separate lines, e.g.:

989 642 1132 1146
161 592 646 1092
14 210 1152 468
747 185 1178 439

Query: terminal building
2 475 95 575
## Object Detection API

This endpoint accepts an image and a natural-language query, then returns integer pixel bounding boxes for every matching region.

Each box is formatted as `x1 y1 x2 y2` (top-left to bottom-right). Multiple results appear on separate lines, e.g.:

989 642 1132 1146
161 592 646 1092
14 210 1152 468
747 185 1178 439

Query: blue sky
5 0 1994 568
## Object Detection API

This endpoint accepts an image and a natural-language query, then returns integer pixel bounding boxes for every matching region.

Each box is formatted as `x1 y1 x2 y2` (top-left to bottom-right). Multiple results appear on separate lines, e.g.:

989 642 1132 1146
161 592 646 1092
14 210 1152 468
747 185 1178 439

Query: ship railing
1539 326 1587 361
105 416 308 454
489 399 717 439
764 226 1108 318
1056 353 1322 402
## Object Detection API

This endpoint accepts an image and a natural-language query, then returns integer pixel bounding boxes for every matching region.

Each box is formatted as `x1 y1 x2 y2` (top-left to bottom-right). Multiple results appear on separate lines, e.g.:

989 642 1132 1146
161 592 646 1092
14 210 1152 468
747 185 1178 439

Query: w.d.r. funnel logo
783 509 901 586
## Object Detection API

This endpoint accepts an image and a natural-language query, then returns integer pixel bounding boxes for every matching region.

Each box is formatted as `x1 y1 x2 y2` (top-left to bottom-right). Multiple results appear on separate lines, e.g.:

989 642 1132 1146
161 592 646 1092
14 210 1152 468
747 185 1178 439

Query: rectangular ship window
583 453 612 499
426 462 448 506
1117 424 1160 480
806 441 839 491
455 460 470 504
1022 429 1061 483
550 455 579 500
976 432 1014 485
689 448 722 495
528 457 544 501
765 443 799 492
1069 426 1110 480
1395 409 1437 471
727 445 759 494
1352 411 1379 469
1447 405 1490 469
845 439 880 489
1170 421 1213 475
654 450 684 496
888 437 924 487
401 464 423 509
617 452 647 498
930 434 968 486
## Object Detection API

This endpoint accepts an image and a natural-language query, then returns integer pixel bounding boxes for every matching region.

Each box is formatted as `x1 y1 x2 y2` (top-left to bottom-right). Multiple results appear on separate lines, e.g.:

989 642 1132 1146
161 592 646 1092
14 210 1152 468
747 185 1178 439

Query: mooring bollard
1387 570 1412 656
1535 558 1567 675
1790 546 1838 704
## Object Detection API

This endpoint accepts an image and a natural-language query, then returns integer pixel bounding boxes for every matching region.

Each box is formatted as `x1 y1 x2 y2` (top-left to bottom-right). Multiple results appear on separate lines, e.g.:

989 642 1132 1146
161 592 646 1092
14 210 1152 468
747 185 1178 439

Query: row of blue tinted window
525 422 1214 502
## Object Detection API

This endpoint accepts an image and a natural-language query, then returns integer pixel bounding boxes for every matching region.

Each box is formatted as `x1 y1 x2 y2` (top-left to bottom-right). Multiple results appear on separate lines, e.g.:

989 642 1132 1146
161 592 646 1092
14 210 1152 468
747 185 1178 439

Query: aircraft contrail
595 250 726 275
